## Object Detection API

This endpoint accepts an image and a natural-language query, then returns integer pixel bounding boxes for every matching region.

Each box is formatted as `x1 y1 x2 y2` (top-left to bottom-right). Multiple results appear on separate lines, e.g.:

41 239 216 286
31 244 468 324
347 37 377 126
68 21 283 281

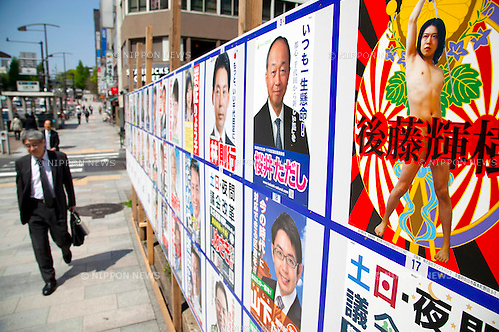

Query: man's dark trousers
28 199 72 282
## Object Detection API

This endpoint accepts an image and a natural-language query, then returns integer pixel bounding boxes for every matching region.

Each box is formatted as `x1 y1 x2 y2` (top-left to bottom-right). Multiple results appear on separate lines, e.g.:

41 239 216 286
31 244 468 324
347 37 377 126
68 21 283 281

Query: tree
7 57 20 91
88 67 98 95
74 60 90 90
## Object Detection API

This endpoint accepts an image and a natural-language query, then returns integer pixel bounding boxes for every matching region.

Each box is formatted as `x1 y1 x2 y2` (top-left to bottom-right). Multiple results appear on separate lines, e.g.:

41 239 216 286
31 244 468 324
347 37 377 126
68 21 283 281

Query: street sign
19 52 37 76
17 81 40 92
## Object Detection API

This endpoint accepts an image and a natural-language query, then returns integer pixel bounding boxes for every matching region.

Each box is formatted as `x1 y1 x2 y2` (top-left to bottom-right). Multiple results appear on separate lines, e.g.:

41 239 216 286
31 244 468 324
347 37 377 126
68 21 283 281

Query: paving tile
117 288 151 308
0 297 19 315
120 319 160 332
0 307 49 331
16 286 84 312
15 317 82 332
0 272 32 289
47 294 117 323
84 275 146 299
2 261 40 276
82 303 155 332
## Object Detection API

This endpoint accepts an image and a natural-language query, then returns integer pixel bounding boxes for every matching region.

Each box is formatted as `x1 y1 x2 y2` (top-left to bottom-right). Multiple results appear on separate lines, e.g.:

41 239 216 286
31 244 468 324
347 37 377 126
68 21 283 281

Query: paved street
0 111 167 331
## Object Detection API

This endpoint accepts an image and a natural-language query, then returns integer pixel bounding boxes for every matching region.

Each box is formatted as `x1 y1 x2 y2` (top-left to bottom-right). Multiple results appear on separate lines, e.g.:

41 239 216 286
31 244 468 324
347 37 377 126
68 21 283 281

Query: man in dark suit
210 52 234 147
262 212 303 329
254 36 309 155
16 130 75 296
42 120 60 151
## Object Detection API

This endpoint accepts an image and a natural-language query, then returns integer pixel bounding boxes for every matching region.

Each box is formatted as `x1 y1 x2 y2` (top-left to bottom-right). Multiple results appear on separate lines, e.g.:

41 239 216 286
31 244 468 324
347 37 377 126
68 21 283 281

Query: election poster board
125 0 499 331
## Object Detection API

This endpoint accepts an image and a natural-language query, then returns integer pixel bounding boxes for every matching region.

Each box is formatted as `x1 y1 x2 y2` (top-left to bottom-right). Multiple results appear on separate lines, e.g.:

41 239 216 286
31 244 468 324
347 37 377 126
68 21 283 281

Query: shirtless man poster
375 0 452 263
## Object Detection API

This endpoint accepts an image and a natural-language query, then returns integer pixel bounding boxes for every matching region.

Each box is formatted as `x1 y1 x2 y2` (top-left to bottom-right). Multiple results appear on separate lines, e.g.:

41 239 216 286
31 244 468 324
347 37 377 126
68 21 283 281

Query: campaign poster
204 46 245 177
206 262 242 332
159 141 169 200
170 72 183 147
159 77 169 140
153 81 159 137
171 212 183 285
348 0 499 291
160 198 170 259
152 189 160 234
169 146 183 218
206 165 243 293
184 154 204 246
250 189 307 331
192 62 204 157
246 4 334 212
184 67 194 153
185 237 204 329
325 233 499 331
151 137 159 188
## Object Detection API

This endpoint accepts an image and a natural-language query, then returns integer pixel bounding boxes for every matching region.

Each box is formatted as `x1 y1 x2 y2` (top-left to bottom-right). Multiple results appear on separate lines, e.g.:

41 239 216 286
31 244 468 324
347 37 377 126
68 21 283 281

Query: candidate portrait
254 36 309 155
210 52 234 147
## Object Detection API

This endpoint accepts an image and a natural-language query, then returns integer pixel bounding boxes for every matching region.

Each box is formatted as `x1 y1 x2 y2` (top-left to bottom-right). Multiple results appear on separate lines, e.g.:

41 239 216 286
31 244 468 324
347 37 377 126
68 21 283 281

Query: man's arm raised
407 0 427 58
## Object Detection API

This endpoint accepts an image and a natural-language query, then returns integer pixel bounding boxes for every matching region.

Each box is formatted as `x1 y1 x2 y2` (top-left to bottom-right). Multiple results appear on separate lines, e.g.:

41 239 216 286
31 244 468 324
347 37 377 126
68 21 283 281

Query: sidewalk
0 113 167 331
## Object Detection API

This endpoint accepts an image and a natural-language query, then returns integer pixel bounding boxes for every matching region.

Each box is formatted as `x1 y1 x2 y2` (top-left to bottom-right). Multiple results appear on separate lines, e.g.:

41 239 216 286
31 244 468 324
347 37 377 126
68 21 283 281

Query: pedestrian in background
24 113 38 131
84 107 90 123
42 120 60 151
76 107 82 124
16 130 76 296
10 115 23 140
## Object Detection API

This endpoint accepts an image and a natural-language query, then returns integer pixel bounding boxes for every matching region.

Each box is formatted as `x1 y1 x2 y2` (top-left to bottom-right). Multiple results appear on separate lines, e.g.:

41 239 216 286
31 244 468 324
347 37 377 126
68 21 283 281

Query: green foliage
442 63 482 108
123 200 132 208
74 60 90 90
385 70 409 113
7 57 20 91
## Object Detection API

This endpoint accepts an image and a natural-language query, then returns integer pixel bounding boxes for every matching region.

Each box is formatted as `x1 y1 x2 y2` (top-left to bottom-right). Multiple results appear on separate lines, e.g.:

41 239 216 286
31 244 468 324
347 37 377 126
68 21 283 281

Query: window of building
150 0 168 10
274 0 285 17
181 0 187 10
191 0 203 11
221 0 231 15
205 0 216 13
190 39 217 60
129 0 147 12
263 0 271 21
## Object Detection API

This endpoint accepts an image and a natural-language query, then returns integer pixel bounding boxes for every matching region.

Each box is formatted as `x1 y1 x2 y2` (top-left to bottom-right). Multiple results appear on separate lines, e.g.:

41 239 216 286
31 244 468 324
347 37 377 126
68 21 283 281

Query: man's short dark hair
417 18 446 65
22 129 44 143
215 280 228 309
173 78 179 102
190 158 199 176
212 52 231 91
266 36 291 70
271 212 302 265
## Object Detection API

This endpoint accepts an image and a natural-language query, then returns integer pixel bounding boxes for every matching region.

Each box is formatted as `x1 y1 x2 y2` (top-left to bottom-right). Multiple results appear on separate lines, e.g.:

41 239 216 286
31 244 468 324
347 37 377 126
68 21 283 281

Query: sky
0 0 100 76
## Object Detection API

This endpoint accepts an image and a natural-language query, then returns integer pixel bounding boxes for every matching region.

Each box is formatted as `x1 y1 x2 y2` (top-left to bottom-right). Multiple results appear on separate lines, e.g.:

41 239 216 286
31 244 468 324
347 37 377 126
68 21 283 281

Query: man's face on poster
190 168 200 219
191 253 201 296
215 287 228 330
265 39 290 114
271 229 303 297
172 96 178 133
175 225 181 256
212 67 230 136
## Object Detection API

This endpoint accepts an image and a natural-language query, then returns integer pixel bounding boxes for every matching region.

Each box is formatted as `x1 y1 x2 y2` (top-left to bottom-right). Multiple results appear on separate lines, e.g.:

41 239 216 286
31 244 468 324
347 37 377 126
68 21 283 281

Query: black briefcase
70 211 88 246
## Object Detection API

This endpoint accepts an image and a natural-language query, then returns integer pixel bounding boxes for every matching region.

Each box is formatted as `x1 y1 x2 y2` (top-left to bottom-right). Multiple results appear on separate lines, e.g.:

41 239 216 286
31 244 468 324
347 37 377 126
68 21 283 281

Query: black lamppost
5 38 45 90
18 23 60 91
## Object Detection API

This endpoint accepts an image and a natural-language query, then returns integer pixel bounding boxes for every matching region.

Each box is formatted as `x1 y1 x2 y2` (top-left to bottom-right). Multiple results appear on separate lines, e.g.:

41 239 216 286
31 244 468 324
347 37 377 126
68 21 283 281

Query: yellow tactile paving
73 174 121 186
65 148 116 155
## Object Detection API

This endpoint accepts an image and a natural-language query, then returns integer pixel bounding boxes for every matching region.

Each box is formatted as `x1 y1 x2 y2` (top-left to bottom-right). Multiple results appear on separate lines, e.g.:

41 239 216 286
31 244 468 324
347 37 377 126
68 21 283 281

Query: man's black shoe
42 280 57 296
62 248 72 264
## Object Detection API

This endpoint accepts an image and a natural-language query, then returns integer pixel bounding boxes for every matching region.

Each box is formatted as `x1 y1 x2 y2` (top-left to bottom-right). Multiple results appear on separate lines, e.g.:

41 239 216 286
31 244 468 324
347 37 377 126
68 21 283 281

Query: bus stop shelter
1 91 60 130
